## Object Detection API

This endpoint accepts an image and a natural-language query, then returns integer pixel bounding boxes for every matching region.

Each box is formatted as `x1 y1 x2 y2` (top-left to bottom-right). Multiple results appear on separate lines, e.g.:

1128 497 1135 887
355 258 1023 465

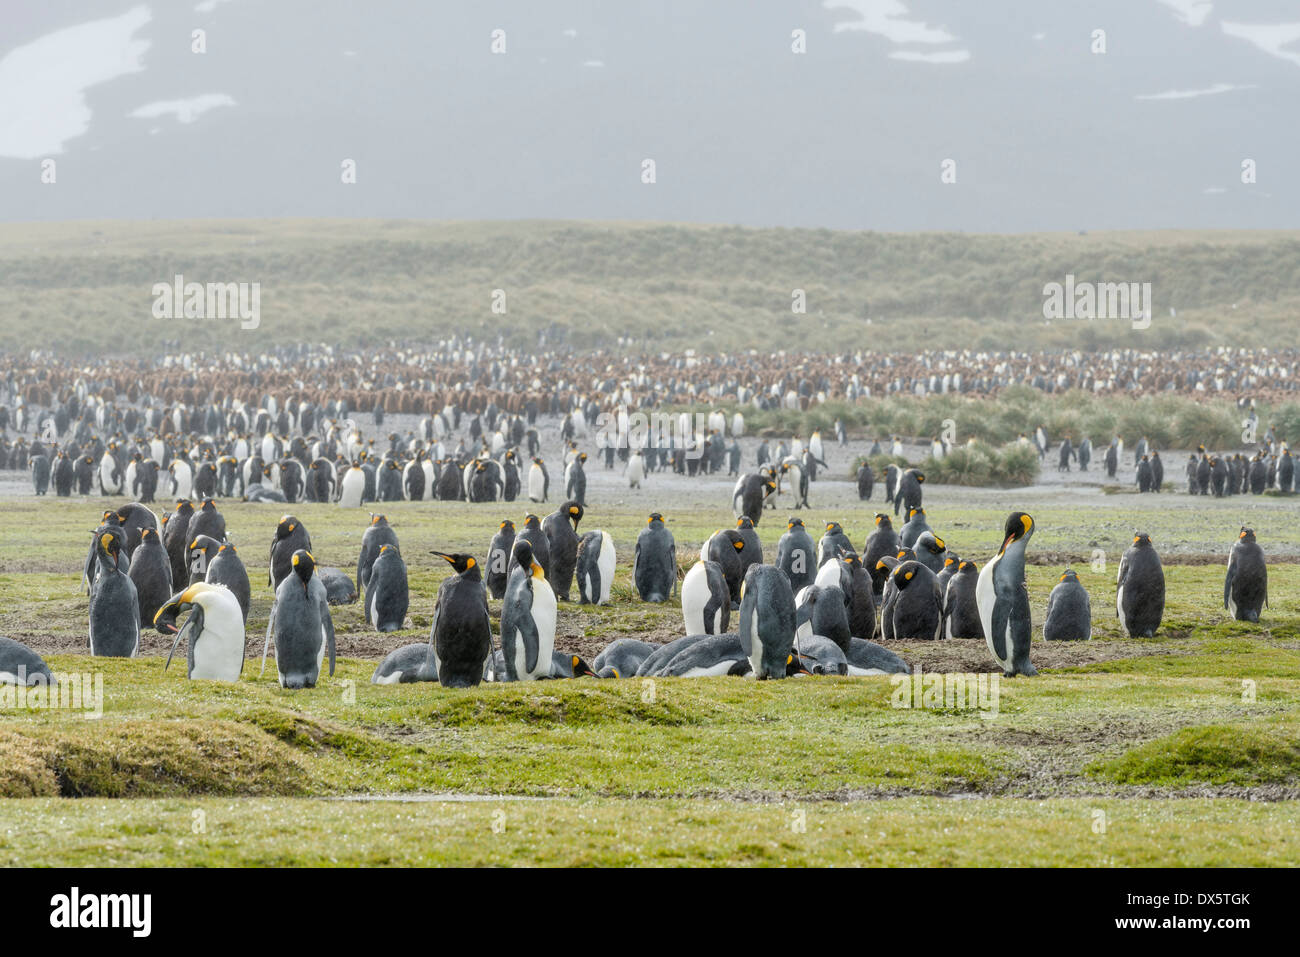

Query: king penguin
261 549 336 689
737 564 796 680
1043 569 1091 640
576 530 616 605
0 637 56 687
1224 527 1267 623
128 527 173 627
888 561 944 641
357 513 399 593
862 513 898 599
366 544 410 632
155 582 246 681
817 521 853 567
682 560 730 635
499 540 558 681
976 512 1037 676
942 560 984 639
89 526 141 658
269 515 312 590
206 541 252 623
542 501 583 601
487 519 516 599
775 517 815 593
428 552 492 687
1116 532 1165 637
633 512 677 602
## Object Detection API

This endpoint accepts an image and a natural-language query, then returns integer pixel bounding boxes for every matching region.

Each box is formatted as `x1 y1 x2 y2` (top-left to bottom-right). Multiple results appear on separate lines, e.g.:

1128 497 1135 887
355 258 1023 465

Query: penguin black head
277 515 301 538
369 514 387 526
919 534 946 554
999 512 1034 554
290 549 316 584
1238 527 1256 544
840 552 861 569
958 560 978 573
565 502 584 527
98 527 124 558
787 517 803 530
908 507 925 521
1131 532 1152 548
141 528 158 543
523 514 541 529
570 655 598 678
825 522 842 534
499 519 515 532
874 513 890 528
647 513 664 525
510 541 543 577
431 551 478 576
943 556 958 569
1059 569 1080 584
891 561 921 589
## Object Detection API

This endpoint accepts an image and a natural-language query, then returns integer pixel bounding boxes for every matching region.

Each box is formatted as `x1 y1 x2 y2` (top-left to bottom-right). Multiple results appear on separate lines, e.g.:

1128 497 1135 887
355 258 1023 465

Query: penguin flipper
1223 559 1236 610
320 597 336 677
737 596 755 656
259 601 275 677
989 597 1011 664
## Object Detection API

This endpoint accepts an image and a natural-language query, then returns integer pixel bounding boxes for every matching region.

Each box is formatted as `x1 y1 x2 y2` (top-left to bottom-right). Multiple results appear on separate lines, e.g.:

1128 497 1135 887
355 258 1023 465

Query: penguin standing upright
855 460 874 500
733 516 763 579
682 560 730 635
625 450 646 489
898 507 930 550
528 457 549 503
862 513 898 599
732 473 774 525
703 528 746 606
1224 527 1267 623
976 512 1037 676
565 452 588 506
775 517 815 593
357 514 399 593
893 468 924 516
499 541 557 682
261 549 336 689
269 515 312 590
511 514 551 581
127 527 173 626
338 461 366 507
162 499 195 590
365 544 409 632
89 527 141 658
206 541 251 623
817 522 853 567
486 520 516 599
542 501 583 601
575 530 616 605
1044 569 1091 640
889 561 944 640
428 552 492 687
155 582 246 681
737 564 796 680
1116 532 1165 637
942 560 984 639
633 512 676 602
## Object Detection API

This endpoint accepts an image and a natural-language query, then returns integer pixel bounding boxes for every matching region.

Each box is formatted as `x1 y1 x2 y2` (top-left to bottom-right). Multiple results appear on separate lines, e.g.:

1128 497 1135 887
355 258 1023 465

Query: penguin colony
0 356 1290 689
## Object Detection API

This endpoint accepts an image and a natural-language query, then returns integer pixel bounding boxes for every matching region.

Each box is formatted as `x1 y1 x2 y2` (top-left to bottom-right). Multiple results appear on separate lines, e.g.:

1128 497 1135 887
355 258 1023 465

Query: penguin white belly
681 660 736 678
421 461 434 493
339 470 365 507
172 464 193 498
99 456 118 492
527 583 557 679
512 632 530 681
975 559 1009 668
528 467 544 501
191 619 244 682
596 535 615 604
846 665 888 677
814 561 840 589
124 463 138 492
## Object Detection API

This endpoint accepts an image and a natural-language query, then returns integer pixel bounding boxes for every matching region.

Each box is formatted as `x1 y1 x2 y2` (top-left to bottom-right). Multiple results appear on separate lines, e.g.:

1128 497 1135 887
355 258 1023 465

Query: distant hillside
2 220 1297 356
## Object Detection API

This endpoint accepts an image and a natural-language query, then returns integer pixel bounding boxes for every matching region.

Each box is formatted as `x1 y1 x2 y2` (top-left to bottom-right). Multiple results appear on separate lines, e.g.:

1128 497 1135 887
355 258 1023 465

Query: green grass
5 219 1300 353
0 493 1297 865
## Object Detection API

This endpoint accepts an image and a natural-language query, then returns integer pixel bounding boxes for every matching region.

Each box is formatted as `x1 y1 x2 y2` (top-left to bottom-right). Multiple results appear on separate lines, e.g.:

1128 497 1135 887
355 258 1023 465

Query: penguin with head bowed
702 528 746 607
977 512 1037 676
817 521 853 568
898 507 930 550
155 582 246 682
836 552 877 640
1116 532 1165 637
261 549 336 689
795 583 851 653
893 468 924 517
889 561 944 641
366 544 409 632
1044 568 1091 640
682 560 730 636
542 500 584 602
269 515 312 590
128 527 173 627
790 633 848 676
510 513 551 582
499 540 557 682
775 517 815 593
546 651 599 679
0 637 56 687
576 529 616 605
428 551 492 687
486 519 516 600
357 513 399 594
162 499 195 589
732 472 774 525
89 526 141 658
1224 527 1267 623
913 531 948 574
634 512 677 603
593 638 656 679
862 513 898 600
206 541 251 623
942 560 984 639
371 642 438 685
737 563 797 680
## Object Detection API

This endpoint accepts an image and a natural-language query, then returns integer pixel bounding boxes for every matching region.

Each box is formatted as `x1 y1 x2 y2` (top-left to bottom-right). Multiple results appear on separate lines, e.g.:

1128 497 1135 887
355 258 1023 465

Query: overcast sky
1 0 1296 231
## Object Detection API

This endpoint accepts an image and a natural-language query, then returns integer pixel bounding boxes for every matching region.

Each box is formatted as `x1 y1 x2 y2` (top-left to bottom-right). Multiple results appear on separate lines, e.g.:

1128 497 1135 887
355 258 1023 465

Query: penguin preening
888 561 944 641
499 540 557 682
261 549 336 689
155 582 246 681
1116 532 1165 638
977 512 1037 676
942 560 984 639
1224 527 1267 623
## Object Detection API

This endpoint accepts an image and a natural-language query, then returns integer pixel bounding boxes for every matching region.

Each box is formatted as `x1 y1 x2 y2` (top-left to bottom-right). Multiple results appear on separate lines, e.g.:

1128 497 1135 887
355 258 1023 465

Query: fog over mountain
2 0 1297 230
